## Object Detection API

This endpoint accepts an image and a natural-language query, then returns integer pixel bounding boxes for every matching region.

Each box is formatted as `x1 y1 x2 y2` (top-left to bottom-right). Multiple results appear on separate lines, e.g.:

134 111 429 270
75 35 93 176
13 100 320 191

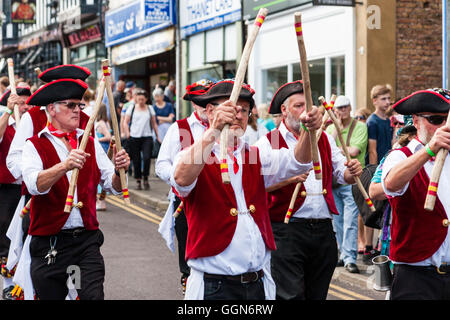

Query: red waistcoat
388 146 448 263
266 129 338 222
0 125 16 184
28 135 101 236
182 146 276 260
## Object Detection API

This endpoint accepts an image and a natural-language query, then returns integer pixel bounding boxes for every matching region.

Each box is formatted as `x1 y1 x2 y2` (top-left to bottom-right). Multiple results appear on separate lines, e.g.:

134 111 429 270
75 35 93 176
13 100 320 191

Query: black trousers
30 229 105 300
271 218 338 300
128 136 153 180
391 264 450 300
0 184 21 257
173 196 189 276
204 277 265 300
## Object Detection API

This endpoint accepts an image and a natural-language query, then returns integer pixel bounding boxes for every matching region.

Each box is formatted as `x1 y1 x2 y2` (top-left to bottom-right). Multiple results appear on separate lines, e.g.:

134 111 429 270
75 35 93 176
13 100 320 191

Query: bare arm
368 139 378 165
369 182 387 200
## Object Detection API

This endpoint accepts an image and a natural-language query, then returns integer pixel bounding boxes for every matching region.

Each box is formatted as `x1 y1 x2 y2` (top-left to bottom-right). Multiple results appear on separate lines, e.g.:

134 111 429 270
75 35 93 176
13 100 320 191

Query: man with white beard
382 88 450 300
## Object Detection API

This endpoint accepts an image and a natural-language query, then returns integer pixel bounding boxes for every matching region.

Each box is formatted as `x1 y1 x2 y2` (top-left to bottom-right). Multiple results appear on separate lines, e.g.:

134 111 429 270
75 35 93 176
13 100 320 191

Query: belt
434 263 450 275
204 270 264 284
59 227 87 237
289 217 331 224
400 263 450 275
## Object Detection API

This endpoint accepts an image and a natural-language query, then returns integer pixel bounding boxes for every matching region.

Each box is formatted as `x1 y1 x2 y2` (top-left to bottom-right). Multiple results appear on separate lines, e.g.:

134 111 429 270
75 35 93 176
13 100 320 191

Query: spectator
272 113 283 129
95 103 112 211
81 89 95 116
354 108 372 123
257 103 276 131
123 90 160 191
113 80 126 122
126 81 136 95
152 87 175 143
243 104 268 145
0 76 9 95
326 96 368 273
363 84 393 264
164 80 176 104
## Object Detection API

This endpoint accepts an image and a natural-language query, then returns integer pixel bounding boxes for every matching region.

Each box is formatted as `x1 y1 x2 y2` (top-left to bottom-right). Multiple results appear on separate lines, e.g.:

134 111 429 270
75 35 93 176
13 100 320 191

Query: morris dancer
171 79 322 300
156 79 212 294
254 81 362 300
20 77 130 300
0 86 31 299
382 88 450 300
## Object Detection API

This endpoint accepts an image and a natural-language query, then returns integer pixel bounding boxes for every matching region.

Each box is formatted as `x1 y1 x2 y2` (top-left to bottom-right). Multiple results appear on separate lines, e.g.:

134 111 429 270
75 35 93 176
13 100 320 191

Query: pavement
124 160 380 294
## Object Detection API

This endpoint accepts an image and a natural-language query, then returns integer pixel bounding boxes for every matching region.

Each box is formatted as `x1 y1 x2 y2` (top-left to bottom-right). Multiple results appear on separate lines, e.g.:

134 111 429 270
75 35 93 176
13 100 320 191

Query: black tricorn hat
393 88 450 115
191 80 255 108
26 79 88 106
269 80 303 114
183 79 214 102
0 87 32 106
39 64 91 83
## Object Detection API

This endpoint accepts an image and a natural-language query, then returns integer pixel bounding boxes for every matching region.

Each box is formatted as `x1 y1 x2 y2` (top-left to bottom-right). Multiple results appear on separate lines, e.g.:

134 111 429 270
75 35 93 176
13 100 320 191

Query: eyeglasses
354 115 366 121
417 114 447 126
55 101 85 110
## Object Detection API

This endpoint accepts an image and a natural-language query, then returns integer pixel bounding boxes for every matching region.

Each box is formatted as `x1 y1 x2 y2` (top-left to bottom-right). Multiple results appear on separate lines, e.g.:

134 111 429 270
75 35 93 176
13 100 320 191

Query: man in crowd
171 79 322 300
382 88 450 300
21 77 130 300
326 95 368 274
255 81 362 300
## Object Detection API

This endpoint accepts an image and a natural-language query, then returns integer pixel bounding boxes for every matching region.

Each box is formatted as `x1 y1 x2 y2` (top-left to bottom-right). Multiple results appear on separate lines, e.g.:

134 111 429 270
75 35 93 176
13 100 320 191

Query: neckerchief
47 123 78 150
194 112 209 128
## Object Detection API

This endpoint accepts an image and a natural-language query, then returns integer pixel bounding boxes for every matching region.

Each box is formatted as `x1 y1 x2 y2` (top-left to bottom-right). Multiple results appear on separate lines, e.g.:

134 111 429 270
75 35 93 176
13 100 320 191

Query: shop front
244 1 355 109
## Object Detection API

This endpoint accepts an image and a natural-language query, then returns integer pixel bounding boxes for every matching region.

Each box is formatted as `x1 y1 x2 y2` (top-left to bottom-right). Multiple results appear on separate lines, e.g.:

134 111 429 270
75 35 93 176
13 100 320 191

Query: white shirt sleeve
21 140 49 195
327 132 349 185
254 135 313 188
7 112 34 179
381 149 409 197
169 147 198 198
155 122 180 184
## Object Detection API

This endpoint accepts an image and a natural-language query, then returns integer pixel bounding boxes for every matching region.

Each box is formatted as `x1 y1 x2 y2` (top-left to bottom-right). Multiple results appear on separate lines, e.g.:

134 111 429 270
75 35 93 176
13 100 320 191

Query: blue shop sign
105 0 175 47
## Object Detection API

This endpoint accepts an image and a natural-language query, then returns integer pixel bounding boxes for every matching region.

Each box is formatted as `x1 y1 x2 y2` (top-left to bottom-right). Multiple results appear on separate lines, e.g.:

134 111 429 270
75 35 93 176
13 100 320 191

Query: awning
28 47 43 64
111 27 174 65
20 49 36 66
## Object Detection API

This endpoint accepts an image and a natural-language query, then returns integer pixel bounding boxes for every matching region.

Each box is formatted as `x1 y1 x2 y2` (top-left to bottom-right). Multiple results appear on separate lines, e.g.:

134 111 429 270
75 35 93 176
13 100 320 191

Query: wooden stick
98 136 116 201
7 58 20 126
219 8 269 184
319 96 376 212
20 199 31 218
294 13 321 180
316 95 336 140
102 60 130 203
284 182 302 224
64 60 109 213
424 112 450 211
173 201 183 218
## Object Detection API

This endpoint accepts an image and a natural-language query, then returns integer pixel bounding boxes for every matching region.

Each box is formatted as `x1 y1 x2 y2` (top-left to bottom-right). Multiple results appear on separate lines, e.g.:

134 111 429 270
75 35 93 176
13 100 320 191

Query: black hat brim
0 87 32 106
269 81 303 114
26 79 88 106
39 64 91 82
192 80 255 108
393 90 450 115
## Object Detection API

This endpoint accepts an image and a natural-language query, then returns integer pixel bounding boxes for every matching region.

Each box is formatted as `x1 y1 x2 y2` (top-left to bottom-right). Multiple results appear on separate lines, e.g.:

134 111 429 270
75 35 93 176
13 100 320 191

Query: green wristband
425 144 436 157
6 109 13 115
300 123 309 132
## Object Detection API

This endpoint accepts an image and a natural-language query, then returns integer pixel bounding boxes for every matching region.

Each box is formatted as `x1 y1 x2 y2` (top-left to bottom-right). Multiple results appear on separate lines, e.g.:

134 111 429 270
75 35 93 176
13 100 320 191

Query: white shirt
381 138 450 266
242 122 269 146
170 135 312 275
155 112 207 184
254 121 348 219
125 104 155 138
22 126 122 229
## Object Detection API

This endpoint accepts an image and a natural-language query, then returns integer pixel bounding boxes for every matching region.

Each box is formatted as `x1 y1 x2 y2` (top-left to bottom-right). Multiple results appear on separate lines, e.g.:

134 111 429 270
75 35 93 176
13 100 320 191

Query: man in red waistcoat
171 80 322 300
156 79 213 294
0 86 32 298
20 78 130 300
254 81 362 300
382 88 450 300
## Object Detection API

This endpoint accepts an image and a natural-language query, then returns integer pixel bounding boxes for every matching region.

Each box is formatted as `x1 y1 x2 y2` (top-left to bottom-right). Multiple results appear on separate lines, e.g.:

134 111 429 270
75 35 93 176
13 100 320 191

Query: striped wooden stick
173 201 183 218
219 8 268 184
7 58 20 126
284 182 302 224
294 13 321 180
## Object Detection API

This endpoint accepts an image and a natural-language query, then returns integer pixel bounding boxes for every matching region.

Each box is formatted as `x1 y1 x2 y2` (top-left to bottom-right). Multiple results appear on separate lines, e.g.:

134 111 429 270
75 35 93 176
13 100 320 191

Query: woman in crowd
243 104 268 145
152 88 175 144
95 103 112 211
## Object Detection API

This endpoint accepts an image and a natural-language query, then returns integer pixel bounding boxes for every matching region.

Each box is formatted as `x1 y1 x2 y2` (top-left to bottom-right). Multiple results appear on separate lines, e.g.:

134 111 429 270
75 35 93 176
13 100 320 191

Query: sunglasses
354 115 365 120
55 101 86 110
417 114 447 126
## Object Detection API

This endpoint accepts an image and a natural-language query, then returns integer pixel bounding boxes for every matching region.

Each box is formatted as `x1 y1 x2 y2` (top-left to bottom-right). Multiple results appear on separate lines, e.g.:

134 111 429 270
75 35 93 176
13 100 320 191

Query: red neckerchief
227 143 240 174
194 112 209 128
415 137 435 161
282 119 300 140
47 123 78 150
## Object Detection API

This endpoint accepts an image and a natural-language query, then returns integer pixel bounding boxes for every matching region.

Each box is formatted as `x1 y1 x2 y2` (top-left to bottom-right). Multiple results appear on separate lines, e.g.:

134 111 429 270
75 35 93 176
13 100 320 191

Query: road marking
329 283 374 300
105 197 162 225
106 196 163 222
327 289 355 300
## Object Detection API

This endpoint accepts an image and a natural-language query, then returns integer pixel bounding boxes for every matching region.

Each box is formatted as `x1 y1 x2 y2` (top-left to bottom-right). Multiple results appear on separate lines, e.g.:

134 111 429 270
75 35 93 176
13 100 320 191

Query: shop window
205 28 223 64
262 66 288 104
293 59 325 105
189 66 222 84
331 56 345 96
188 33 204 69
